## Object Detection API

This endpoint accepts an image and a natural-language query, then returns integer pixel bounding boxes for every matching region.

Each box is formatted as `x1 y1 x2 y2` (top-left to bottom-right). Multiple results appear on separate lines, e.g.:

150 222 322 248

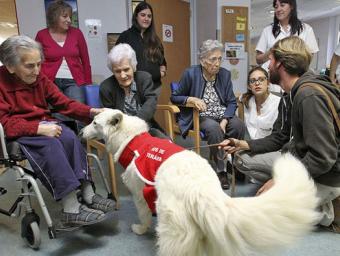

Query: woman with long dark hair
256 0 319 92
116 2 166 90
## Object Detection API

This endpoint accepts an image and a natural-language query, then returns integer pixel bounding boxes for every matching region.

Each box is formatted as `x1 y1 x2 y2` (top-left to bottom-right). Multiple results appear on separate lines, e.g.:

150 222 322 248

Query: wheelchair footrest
55 222 82 233
0 187 7 196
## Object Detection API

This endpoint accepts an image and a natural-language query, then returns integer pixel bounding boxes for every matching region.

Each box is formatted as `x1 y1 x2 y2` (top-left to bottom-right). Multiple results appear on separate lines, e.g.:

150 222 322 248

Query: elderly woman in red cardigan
0 35 114 227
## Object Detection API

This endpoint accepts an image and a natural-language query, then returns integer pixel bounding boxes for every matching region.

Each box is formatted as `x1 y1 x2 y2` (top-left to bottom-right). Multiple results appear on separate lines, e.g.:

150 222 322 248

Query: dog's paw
131 224 148 235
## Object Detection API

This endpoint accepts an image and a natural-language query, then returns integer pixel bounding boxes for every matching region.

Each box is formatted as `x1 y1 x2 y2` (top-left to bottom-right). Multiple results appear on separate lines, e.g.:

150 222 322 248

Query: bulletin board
221 6 248 52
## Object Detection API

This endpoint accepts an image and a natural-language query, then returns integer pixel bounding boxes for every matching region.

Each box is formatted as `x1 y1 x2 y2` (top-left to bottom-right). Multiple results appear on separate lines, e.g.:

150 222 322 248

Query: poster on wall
225 42 246 59
221 48 248 93
162 24 173 43
44 0 78 28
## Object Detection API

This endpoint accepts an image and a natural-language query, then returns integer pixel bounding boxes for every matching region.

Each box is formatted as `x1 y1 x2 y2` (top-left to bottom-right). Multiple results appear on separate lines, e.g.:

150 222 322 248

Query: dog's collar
118 132 152 168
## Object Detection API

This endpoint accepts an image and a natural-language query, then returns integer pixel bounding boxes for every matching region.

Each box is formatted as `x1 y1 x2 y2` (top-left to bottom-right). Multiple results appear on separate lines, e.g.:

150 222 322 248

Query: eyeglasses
207 56 223 64
249 77 267 85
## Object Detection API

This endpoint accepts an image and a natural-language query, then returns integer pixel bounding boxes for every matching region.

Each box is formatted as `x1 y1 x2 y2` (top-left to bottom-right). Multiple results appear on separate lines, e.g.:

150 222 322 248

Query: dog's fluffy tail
187 153 320 256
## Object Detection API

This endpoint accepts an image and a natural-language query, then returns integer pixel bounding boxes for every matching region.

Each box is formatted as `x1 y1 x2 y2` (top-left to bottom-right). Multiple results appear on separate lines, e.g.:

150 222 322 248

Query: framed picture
132 0 144 13
44 0 78 28
107 33 120 53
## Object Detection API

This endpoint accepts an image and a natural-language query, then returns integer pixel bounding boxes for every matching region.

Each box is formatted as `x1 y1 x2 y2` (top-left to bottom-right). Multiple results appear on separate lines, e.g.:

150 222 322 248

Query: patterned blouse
200 80 226 120
124 81 140 116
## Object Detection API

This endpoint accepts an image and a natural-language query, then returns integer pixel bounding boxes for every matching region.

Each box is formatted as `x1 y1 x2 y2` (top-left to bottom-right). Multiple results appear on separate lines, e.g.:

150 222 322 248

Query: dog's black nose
77 129 87 144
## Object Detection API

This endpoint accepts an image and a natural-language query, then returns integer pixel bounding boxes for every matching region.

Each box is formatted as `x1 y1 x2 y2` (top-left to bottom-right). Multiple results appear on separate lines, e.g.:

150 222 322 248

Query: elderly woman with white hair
100 43 166 138
171 39 245 190
0 35 115 227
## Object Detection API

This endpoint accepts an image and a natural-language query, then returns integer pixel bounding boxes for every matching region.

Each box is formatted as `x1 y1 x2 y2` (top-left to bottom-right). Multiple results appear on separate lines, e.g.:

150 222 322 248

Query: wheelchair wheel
23 221 41 249
21 212 41 249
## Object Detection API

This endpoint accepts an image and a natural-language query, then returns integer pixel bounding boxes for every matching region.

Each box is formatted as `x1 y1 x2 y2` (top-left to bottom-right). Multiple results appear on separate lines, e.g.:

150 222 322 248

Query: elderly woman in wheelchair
0 35 115 229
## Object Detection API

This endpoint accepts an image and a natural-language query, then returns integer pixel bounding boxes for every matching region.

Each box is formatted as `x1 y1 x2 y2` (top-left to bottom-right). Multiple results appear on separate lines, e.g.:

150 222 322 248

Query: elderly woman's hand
90 108 105 118
187 97 207 111
37 123 62 137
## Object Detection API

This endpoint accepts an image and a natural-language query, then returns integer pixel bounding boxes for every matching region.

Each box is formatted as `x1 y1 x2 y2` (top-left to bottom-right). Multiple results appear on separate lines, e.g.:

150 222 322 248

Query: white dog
83 109 320 256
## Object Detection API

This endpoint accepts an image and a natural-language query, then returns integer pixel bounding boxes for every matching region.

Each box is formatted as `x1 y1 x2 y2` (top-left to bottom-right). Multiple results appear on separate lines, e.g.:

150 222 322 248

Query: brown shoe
322 223 340 234
322 196 340 234
87 194 116 213
217 171 230 190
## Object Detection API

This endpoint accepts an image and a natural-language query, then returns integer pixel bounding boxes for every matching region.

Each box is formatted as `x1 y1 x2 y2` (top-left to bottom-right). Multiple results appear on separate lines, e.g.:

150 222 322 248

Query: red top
119 132 184 213
35 27 92 86
0 66 91 139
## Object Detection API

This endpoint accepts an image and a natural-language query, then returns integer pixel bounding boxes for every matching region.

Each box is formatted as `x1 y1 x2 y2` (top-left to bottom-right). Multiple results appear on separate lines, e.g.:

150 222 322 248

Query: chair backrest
83 85 101 108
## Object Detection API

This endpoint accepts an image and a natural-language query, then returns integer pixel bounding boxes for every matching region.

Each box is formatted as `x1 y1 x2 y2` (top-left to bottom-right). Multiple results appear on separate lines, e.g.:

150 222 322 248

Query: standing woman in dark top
116 2 166 90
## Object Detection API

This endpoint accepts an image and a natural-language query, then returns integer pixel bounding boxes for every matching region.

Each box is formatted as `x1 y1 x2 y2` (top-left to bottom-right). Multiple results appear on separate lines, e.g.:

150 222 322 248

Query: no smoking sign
162 24 173 42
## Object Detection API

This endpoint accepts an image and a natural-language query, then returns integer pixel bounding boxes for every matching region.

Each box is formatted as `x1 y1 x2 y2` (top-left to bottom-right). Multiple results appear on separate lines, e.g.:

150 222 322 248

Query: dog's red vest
118 132 184 214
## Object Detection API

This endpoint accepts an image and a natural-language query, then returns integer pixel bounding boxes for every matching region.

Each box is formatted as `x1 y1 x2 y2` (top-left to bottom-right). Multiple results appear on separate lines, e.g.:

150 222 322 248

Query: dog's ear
109 112 123 127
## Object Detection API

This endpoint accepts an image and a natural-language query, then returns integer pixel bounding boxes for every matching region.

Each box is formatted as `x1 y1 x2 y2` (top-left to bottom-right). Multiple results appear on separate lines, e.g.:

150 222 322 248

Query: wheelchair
0 123 114 249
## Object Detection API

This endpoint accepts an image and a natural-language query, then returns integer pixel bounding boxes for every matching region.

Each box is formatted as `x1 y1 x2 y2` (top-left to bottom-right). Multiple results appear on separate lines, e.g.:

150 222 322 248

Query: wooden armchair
169 82 244 155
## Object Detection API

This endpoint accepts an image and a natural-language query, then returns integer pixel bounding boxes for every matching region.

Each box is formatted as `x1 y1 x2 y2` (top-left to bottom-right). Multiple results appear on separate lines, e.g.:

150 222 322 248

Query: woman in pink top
35 0 92 131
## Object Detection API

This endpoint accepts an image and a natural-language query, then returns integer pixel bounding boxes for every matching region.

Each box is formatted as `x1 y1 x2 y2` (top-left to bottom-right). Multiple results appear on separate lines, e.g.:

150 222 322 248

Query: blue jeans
53 78 85 132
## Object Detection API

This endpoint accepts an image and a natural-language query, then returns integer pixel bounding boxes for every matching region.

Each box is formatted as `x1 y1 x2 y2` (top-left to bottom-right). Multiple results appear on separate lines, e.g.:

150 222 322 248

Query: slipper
61 204 106 226
86 194 116 213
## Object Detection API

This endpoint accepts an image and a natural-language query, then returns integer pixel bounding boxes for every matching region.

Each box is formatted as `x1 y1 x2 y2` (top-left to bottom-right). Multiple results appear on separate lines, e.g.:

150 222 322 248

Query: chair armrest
157 104 180 114
170 102 197 109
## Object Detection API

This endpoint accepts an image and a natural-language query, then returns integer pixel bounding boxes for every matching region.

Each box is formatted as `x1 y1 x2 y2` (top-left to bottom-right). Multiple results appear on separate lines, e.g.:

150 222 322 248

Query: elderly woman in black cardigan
100 43 166 138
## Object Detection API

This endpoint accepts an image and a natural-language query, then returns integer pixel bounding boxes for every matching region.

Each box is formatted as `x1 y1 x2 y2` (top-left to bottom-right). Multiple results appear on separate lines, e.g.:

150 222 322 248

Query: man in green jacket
221 36 340 233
